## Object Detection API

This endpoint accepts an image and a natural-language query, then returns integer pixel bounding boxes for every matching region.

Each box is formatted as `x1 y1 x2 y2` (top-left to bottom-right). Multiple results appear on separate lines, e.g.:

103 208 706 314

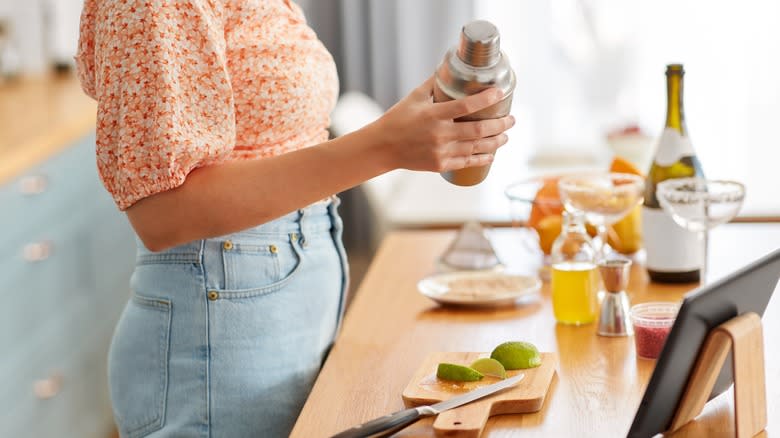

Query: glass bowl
504 176 564 228
504 176 565 281
504 176 565 259
630 302 680 360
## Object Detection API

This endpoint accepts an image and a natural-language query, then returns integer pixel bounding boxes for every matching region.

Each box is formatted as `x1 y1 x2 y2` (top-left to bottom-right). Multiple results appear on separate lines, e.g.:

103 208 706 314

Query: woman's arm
127 78 514 251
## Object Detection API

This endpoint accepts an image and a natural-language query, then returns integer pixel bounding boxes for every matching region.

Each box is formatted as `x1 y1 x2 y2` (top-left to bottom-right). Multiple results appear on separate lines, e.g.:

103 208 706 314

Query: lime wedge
469 357 507 379
436 363 484 382
490 341 542 370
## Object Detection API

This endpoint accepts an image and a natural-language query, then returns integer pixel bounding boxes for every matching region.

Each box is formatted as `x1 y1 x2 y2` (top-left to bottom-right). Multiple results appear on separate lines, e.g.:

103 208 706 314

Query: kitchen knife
330 373 525 438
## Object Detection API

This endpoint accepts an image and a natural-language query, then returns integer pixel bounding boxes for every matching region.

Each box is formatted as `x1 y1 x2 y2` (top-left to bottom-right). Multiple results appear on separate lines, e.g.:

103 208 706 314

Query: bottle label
642 207 704 272
654 128 695 166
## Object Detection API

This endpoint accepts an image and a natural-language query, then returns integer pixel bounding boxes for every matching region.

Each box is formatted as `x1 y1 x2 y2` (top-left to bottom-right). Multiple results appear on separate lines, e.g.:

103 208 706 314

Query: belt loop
330 195 342 226
327 197 337 220
198 239 206 265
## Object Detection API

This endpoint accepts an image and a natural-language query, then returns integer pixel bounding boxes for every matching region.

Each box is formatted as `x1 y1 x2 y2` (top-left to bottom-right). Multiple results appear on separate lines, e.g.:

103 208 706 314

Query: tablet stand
666 312 766 437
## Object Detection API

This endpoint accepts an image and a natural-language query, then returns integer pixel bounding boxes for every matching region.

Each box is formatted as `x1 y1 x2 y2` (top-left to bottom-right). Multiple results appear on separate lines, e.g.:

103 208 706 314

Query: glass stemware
558 173 645 260
656 178 746 282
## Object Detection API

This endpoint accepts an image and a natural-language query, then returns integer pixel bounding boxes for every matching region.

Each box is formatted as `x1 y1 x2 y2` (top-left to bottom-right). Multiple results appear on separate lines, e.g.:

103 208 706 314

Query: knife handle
331 406 434 438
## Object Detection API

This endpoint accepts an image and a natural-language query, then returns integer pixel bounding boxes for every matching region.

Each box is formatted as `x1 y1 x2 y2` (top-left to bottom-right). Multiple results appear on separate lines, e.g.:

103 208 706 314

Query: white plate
417 271 542 308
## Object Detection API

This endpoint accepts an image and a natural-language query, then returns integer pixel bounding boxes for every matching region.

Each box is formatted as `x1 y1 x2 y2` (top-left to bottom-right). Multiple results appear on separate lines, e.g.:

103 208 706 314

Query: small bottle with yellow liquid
551 211 599 325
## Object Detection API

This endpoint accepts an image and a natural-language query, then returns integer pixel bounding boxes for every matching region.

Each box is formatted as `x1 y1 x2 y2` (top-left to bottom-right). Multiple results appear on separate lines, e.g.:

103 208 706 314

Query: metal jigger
597 259 634 337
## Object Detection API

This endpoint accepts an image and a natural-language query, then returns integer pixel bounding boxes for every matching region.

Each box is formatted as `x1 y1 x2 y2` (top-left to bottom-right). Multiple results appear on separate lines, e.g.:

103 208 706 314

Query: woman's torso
76 0 339 209
221 0 339 159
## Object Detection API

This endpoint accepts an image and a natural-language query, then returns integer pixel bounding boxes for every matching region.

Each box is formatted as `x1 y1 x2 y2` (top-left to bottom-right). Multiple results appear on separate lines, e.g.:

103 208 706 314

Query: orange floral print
76 0 339 210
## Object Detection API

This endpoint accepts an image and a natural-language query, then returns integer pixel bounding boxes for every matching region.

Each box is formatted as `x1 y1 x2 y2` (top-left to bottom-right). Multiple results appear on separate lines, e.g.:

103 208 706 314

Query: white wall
477 0 780 215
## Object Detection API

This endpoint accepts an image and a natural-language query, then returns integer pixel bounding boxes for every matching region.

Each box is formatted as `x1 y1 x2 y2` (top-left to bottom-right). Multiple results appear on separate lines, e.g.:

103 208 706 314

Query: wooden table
291 224 780 437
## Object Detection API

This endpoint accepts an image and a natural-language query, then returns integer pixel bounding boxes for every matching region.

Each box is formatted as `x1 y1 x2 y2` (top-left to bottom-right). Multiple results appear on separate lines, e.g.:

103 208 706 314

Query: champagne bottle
642 64 705 283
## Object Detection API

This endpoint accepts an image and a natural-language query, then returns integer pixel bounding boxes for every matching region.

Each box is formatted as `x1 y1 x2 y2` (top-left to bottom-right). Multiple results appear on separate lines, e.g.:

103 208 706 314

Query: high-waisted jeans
108 198 348 437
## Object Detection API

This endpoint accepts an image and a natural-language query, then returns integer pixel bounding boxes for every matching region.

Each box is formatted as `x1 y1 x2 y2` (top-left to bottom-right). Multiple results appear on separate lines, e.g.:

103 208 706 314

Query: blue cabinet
0 134 136 438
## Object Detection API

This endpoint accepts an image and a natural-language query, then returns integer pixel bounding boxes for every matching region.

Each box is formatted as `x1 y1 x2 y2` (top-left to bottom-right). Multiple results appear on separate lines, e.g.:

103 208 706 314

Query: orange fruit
609 156 643 176
534 215 562 255
608 206 643 254
528 177 563 229
608 157 643 254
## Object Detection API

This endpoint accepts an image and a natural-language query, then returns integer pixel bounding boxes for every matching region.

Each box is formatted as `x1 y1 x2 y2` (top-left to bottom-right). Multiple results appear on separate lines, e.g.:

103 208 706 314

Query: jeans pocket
108 294 171 438
218 235 305 299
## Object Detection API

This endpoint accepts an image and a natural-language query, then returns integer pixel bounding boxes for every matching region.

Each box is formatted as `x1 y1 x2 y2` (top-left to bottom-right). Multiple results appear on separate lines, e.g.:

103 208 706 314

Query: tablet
628 247 780 438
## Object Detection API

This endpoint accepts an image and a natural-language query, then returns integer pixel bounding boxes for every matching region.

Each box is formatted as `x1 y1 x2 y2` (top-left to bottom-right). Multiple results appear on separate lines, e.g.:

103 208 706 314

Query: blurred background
1 0 778 436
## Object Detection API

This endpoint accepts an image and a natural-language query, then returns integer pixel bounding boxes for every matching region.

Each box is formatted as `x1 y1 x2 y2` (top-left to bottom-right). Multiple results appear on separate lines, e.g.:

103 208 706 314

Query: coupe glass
656 178 745 282
558 173 645 259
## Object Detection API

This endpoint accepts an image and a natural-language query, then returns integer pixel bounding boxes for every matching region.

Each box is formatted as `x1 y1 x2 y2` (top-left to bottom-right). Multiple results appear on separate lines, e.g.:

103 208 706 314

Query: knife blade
330 373 525 438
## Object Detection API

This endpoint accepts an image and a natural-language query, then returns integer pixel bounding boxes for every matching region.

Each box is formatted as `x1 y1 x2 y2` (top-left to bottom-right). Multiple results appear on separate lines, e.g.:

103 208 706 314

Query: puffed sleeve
75 0 235 210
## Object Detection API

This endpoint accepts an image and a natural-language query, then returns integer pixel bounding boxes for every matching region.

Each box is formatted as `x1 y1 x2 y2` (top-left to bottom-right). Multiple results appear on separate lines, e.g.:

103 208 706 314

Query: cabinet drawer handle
23 241 53 262
33 372 63 400
19 174 49 195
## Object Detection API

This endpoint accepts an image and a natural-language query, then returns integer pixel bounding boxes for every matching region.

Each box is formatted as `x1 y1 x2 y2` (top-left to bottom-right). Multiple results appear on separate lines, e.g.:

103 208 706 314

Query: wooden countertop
291 224 780 437
0 74 97 186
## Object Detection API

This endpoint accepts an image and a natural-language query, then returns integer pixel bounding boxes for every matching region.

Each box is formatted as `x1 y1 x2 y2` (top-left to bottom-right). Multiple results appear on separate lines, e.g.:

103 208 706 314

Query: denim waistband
136 197 339 264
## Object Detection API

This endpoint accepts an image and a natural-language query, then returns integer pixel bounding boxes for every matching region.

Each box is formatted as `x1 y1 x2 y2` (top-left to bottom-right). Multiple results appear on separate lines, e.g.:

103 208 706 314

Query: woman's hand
369 75 515 172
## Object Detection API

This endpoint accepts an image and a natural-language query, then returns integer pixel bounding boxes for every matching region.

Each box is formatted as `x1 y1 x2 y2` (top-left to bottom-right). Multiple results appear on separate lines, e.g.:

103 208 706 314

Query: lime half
436 363 484 382
490 341 542 370
469 357 507 379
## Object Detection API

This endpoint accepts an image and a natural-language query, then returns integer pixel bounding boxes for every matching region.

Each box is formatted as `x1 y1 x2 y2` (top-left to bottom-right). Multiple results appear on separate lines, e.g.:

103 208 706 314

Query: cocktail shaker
434 20 516 186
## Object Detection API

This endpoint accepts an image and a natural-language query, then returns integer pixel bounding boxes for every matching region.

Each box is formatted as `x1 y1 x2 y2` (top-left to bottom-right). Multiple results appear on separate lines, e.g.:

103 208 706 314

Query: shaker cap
458 20 501 67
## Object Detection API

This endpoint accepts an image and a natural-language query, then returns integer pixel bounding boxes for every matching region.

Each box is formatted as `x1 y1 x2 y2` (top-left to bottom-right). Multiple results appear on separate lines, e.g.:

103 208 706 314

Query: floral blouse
76 0 339 210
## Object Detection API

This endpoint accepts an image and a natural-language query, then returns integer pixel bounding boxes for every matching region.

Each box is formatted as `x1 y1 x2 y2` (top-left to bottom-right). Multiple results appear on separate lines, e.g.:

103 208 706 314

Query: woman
76 0 514 437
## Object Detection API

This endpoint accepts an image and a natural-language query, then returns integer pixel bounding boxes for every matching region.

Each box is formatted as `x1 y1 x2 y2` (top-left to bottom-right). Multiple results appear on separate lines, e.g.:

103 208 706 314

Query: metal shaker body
434 20 516 186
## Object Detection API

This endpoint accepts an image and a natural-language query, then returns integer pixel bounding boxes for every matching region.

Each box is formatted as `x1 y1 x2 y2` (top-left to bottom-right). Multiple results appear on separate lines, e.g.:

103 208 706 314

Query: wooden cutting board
402 351 557 437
